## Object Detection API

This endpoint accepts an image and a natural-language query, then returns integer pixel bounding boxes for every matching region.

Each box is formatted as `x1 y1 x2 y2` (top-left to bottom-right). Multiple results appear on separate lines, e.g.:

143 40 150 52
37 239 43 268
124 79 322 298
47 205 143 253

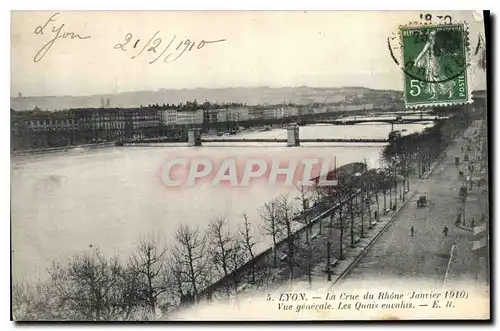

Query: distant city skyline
11 11 486 98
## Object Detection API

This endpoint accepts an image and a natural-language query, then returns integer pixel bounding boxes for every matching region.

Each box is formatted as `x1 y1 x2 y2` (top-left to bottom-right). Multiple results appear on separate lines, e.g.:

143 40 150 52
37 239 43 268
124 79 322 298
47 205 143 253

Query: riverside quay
10 108 160 150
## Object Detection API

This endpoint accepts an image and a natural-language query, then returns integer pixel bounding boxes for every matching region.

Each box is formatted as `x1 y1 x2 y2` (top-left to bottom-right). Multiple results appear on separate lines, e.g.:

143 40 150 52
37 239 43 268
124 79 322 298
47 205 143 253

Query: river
11 122 433 281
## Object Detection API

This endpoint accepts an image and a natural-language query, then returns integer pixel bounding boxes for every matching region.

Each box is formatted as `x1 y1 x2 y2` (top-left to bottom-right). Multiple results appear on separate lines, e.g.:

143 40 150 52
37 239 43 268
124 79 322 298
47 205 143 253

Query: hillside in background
10 86 403 111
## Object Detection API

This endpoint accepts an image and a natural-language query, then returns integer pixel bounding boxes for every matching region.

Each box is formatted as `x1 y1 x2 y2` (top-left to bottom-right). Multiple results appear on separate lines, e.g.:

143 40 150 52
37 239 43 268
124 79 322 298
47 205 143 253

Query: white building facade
160 109 178 126
177 109 203 125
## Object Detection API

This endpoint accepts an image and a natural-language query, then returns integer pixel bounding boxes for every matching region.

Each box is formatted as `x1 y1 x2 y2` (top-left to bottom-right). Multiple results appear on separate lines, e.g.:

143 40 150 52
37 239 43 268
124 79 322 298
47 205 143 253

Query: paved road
447 120 489 285
340 130 473 287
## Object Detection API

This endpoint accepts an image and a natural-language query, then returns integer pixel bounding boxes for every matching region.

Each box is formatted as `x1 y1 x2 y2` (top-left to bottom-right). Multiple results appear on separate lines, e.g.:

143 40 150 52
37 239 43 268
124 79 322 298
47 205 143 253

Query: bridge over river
124 137 389 145
302 117 439 126
122 115 441 147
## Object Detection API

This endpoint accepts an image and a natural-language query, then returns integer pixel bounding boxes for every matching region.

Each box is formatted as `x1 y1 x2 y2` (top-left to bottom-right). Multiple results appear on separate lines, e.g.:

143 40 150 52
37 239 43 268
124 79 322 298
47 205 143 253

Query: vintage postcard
10 10 490 321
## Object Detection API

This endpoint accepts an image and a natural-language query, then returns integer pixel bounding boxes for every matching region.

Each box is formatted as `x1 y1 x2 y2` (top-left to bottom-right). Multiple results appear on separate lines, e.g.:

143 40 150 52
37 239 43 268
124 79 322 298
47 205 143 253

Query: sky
10 10 487 97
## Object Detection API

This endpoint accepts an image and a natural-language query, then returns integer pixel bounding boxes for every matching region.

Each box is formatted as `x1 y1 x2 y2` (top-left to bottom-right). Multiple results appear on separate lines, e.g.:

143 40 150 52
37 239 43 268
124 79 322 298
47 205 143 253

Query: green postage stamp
400 23 470 108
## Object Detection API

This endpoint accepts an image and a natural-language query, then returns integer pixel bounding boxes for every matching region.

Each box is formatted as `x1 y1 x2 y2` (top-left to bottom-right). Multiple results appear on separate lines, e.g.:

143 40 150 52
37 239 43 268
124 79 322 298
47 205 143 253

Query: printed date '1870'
114 31 226 64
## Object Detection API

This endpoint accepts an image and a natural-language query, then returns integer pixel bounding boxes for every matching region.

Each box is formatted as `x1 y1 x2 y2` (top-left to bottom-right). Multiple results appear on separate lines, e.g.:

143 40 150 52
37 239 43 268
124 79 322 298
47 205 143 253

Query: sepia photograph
10 10 490 321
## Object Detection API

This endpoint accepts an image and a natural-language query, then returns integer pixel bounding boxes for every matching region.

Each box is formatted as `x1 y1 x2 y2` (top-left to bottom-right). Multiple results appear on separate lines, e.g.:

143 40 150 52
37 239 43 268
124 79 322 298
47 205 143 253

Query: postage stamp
400 23 470 108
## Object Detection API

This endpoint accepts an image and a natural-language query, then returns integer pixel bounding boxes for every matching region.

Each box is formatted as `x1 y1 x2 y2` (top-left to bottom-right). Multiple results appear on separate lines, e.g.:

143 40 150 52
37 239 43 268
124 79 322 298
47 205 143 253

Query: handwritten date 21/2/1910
114 32 226 64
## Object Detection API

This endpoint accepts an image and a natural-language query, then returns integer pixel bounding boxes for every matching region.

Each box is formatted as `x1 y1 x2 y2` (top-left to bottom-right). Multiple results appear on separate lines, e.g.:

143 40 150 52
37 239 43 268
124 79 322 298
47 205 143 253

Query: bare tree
12 279 55 321
312 180 325 206
385 167 393 209
207 215 235 297
296 184 313 287
119 262 145 319
347 189 360 247
47 248 131 321
296 184 312 243
339 175 361 248
337 204 346 260
377 169 390 212
312 181 326 234
367 170 381 222
353 169 369 238
277 193 297 284
13 245 171 321
172 224 208 303
259 199 283 268
391 166 399 207
358 188 364 238
239 213 256 283
225 239 246 298
400 152 413 193
12 281 35 320
364 174 374 229
128 235 170 318
168 257 185 302
324 180 347 260
168 255 200 308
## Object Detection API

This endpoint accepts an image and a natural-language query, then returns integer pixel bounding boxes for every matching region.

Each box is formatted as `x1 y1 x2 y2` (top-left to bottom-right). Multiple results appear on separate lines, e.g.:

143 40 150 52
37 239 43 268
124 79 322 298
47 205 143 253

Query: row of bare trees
13 238 172 321
257 167 402 286
13 168 402 321
12 212 260 321
381 115 477 190
260 194 296 283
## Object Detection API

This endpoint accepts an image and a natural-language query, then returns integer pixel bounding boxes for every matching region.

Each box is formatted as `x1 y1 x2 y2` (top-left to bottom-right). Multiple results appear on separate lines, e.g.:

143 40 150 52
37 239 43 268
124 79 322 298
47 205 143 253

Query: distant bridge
304 117 438 126
201 138 388 143
123 137 389 145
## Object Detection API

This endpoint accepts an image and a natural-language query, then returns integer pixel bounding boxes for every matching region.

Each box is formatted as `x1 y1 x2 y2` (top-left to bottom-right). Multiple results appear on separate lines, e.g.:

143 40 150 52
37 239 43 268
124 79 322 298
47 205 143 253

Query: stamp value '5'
400 24 469 108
